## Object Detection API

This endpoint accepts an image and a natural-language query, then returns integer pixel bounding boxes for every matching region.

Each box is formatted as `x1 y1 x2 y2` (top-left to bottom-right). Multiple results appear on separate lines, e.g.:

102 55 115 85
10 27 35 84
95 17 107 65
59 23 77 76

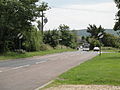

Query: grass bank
46 53 120 88
0 49 75 61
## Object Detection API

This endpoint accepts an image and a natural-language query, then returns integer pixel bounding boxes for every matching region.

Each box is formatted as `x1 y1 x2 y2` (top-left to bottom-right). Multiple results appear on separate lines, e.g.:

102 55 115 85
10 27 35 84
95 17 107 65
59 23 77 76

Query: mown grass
48 53 120 87
102 47 120 52
0 49 75 61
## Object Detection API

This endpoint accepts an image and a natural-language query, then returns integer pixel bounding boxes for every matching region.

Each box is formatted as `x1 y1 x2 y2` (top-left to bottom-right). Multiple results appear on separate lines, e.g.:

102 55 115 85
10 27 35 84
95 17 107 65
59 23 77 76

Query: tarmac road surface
0 51 98 90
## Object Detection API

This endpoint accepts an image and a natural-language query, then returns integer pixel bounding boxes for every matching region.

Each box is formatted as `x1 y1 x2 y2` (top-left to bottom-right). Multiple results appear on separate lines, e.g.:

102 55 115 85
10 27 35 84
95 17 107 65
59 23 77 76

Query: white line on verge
35 61 47 64
34 80 54 90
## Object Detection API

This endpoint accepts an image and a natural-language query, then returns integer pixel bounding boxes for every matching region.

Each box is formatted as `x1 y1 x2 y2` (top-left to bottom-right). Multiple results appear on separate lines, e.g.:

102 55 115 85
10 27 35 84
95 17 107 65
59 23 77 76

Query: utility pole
41 10 44 34
39 2 50 34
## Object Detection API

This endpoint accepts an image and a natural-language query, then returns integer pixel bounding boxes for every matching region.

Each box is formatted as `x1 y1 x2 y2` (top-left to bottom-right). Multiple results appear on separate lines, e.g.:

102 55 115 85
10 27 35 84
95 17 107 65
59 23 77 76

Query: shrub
102 33 120 48
15 49 26 54
40 44 53 51
54 45 68 49
88 38 101 50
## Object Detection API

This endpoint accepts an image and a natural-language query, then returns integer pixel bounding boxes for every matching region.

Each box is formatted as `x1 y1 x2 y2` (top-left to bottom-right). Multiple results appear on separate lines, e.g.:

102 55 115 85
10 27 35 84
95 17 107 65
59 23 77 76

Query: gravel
44 85 120 90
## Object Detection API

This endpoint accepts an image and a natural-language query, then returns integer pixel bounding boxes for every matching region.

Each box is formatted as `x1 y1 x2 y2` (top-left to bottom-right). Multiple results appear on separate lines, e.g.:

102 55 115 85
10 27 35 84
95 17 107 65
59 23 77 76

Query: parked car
93 47 100 51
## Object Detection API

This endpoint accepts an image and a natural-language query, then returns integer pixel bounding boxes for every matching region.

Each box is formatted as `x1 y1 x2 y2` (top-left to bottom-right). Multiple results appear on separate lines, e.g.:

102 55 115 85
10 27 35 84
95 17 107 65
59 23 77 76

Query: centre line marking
0 70 3 73
36 61 47 64
12 64 30 70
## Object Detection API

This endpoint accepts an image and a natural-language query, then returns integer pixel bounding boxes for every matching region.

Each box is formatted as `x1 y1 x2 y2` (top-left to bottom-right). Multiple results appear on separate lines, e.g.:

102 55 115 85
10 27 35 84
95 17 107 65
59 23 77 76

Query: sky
40 0 118 30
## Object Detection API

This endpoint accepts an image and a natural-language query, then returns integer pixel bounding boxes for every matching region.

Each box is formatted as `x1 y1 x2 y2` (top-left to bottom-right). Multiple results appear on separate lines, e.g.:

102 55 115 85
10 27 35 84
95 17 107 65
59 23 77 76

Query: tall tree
87 24 105 39
114 0 120 30
0 0 49 52
58 24 77 48
43 30 60 48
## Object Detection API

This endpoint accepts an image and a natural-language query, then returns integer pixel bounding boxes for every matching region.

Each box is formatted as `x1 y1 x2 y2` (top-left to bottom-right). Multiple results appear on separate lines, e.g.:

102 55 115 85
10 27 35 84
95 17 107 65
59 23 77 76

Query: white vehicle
83 47 90 51
93 47 100 51
82 43 90 51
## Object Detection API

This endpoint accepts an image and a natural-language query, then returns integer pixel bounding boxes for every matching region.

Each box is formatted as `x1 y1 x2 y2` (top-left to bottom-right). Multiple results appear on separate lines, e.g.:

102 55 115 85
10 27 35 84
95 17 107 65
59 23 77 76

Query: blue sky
40 0 117 30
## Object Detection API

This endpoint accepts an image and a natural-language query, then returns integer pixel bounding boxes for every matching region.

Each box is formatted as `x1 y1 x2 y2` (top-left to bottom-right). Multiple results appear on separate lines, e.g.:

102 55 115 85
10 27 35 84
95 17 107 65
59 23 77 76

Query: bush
102 33 120 48
22 27 43 52
40 44 53 51
88 38 101 50
54 45 68 49
15 49 26 54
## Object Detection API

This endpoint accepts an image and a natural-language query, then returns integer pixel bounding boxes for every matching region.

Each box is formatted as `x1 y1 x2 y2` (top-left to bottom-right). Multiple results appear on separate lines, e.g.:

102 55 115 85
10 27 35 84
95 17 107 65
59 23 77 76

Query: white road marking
35 61 47 64
34 80 54 90
12 64 30 70
0 70 3 73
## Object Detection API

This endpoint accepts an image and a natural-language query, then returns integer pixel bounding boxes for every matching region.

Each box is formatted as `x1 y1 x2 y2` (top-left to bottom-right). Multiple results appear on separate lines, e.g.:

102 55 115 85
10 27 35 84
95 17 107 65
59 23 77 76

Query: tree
102 33 120 48
88 38 101 50
114 0 120 30
37 20 42 31
58 24 77 48
87 24 105 39
22 27 43 51
0 0 49 53
43 30 60 48
43 24 78 49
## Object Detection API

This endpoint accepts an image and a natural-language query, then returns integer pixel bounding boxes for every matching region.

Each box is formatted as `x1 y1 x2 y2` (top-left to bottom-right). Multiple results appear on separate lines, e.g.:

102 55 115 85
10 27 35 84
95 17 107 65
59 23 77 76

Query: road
0 51 98 90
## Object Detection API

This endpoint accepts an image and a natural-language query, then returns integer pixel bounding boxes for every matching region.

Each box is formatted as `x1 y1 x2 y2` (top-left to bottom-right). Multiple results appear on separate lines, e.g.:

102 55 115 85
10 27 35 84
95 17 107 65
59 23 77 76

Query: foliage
102 33 120 48
114 0 120 30
37 20 42 31
22 27 43 51
88 38 101 50
87 24 105 39
54 45 68 49
43 25 78 49
40 44 53 51
15 49 26 54
43 30 60 48
0 0 49 53
74 29 120 37
59 24 78 48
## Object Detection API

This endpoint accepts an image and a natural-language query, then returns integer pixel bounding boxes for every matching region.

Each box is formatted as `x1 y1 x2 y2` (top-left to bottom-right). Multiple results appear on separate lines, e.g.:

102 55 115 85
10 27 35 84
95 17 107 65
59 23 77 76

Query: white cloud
44 2 118 30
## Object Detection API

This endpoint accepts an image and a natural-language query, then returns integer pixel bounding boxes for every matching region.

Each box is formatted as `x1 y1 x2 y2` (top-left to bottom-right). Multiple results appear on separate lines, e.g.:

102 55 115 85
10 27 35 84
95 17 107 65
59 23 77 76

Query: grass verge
0 49 75 61
45 53 120 89
102 47 120 52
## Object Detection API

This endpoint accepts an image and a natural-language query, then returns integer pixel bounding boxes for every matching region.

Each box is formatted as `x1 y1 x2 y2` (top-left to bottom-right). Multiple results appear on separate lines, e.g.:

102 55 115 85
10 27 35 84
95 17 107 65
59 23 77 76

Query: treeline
0 0 78 53
44 24 77 49
81 24 120 50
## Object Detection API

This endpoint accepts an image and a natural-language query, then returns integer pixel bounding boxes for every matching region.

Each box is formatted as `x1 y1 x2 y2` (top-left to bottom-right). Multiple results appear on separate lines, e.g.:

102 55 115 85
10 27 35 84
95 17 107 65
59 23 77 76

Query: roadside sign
99 35 104 39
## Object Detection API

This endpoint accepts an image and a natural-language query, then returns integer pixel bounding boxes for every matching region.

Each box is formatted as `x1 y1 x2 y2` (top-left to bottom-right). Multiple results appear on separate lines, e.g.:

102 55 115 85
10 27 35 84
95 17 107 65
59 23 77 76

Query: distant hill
74 29 120 37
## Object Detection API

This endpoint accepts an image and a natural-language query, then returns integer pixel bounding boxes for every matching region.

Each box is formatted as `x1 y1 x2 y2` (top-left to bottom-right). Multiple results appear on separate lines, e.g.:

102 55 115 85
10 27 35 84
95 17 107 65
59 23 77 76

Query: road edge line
34 80 54 90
